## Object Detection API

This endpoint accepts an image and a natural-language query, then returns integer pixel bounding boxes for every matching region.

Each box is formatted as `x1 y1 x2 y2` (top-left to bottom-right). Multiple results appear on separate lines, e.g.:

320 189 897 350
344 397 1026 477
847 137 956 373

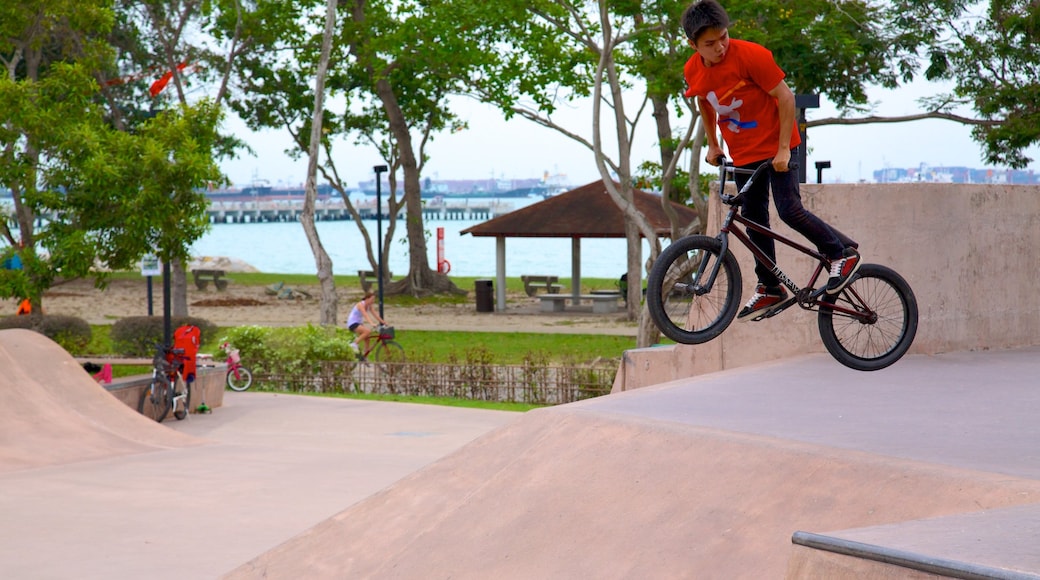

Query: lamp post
373 164 389 319
815 160 832 184
794 94 820 184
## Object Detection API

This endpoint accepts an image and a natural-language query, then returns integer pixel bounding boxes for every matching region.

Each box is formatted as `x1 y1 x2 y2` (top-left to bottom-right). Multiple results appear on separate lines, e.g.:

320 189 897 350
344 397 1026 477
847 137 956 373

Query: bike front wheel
138 377 171 423
647 235 742 344
818 263 918 371
226 366 253 391
374 340 406 374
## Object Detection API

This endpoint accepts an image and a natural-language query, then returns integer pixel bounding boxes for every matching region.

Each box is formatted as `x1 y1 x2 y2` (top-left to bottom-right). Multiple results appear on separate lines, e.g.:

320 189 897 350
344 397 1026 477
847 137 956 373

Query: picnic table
538 293 620 314
192 269 228 291
521 275 564 297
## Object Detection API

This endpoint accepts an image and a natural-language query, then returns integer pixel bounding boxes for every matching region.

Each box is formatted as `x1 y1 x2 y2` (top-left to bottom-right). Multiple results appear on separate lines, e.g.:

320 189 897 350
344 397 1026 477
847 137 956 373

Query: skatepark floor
2 328 1039 579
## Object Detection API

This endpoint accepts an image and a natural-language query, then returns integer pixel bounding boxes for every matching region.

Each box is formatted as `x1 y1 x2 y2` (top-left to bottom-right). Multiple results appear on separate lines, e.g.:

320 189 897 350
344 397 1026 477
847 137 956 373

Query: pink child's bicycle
221 342 254 391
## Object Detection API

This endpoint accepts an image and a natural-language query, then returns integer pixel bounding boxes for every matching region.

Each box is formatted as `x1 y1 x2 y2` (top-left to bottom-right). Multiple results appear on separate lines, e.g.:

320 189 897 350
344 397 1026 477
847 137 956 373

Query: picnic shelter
460 180 700 311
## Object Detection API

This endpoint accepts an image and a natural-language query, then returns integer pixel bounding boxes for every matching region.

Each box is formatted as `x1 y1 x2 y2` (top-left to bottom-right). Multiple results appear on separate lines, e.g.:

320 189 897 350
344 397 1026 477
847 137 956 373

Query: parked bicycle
138 343 192 422
646 159 918 371
221 342 254 392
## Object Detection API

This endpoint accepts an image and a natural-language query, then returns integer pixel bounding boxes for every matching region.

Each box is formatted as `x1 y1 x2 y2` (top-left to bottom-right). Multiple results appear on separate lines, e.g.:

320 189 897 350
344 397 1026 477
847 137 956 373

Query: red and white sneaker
738 285 795 322
826 248 862 295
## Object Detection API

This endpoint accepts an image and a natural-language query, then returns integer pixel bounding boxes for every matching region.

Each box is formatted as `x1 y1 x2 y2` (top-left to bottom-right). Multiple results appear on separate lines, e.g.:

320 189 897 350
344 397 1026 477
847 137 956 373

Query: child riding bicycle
681 0 861 322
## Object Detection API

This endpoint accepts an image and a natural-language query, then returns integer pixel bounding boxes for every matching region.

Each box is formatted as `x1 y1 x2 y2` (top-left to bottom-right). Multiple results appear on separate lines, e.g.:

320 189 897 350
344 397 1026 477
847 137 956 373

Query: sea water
189 197 648 280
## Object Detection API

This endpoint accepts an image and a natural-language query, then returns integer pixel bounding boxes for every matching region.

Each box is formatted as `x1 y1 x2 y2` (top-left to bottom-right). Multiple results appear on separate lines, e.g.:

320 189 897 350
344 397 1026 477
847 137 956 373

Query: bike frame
226 351 245 380
697 162 868 321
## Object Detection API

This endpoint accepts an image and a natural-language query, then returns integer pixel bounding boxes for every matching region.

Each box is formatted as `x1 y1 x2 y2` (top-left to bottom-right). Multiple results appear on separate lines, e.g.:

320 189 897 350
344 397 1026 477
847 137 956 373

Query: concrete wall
615 182 1040 391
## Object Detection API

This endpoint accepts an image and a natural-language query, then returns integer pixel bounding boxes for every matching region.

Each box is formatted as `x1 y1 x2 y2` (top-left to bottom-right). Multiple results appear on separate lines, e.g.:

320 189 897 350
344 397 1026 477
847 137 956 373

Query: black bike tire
138 377 171 423
373 340 405 374
173 375 190 420
226 366 253 391
818 263 918 371
646 235 742 344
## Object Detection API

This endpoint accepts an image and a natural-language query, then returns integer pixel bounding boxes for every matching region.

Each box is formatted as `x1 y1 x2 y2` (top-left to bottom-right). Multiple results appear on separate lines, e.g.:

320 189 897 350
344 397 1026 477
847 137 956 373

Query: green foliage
220 324 356 375
944 0 1040 167
0 315 92 355
110 316 217 357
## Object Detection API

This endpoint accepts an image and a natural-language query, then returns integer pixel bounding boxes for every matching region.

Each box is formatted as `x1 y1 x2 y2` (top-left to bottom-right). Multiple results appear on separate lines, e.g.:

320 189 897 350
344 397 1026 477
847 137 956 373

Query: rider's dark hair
682 0 730 43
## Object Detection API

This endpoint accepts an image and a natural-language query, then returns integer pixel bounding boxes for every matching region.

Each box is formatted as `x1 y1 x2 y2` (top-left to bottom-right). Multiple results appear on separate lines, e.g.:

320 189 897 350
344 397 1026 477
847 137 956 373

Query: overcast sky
221 78 1039 189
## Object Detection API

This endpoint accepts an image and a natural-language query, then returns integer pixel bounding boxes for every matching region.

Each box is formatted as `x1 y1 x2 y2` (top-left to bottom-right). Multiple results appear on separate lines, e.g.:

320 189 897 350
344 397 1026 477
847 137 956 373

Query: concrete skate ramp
226 349 1040 579
0 329 202 473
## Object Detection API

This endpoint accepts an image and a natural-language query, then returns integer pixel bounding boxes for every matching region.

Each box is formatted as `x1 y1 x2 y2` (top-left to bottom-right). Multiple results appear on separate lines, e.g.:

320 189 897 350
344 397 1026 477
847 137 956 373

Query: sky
220 78 1040 190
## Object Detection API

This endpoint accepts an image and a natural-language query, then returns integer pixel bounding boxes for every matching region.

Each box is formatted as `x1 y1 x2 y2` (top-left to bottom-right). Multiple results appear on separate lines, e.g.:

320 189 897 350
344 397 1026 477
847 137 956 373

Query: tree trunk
373 78 463 297
299 0 340 326
172 259 188 317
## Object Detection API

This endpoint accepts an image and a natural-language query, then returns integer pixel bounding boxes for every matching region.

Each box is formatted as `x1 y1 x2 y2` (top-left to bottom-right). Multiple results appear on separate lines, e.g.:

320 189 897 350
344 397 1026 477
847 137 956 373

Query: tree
472 0 695 346
100 0 246 316
0 0 225 320
941 0 1040 168
299 0 340 325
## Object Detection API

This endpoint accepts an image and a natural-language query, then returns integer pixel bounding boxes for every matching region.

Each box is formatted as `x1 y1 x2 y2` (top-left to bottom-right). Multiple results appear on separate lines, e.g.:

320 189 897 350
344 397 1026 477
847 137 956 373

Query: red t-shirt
684 39 801 165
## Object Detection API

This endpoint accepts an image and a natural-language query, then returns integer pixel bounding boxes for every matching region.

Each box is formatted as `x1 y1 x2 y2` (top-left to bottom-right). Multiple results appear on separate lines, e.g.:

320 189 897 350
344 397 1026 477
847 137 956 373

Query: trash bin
474 279 494 312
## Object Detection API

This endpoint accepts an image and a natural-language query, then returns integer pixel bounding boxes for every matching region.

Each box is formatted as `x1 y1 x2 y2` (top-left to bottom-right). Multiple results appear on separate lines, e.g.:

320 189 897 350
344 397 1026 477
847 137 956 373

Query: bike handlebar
716 158 799 206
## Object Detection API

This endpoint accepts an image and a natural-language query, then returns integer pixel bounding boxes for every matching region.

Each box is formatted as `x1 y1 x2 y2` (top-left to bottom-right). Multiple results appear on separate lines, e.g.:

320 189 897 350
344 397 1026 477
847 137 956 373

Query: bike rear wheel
818 263 918 371
226 366 253 391
647 235 742 344
138 377 171 422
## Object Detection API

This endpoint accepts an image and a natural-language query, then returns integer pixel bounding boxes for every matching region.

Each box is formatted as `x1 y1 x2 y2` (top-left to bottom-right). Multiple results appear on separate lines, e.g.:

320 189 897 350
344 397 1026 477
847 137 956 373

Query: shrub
220 324 354 376
110 316 217 357
0 314 93 355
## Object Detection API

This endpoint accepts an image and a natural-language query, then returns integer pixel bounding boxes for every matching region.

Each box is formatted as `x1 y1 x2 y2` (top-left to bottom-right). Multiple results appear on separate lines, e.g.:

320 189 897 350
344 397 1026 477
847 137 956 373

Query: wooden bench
358 270 394 293
521 275 564 297
537 293 620 314
192 269 227 291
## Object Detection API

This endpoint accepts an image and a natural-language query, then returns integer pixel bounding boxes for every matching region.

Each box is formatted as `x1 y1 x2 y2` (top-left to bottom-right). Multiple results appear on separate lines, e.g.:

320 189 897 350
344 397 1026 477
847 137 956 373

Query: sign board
140 254 161 277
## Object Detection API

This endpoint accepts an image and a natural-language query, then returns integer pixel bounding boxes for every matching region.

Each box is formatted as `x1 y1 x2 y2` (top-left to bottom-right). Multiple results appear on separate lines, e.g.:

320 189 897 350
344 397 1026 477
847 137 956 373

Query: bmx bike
646 159 918 371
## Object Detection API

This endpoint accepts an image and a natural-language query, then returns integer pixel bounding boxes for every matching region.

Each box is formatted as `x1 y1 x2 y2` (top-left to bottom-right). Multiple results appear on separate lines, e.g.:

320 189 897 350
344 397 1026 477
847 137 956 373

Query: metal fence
252 360 616 405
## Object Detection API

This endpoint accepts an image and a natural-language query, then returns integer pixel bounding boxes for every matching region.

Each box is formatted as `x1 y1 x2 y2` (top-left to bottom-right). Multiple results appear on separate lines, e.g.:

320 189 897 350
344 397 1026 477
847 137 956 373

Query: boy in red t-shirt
682 0 861 321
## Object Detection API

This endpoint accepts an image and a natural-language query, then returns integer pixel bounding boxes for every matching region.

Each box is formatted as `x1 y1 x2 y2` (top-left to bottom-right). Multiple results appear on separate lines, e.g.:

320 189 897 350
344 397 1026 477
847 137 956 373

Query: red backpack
172 325 201 382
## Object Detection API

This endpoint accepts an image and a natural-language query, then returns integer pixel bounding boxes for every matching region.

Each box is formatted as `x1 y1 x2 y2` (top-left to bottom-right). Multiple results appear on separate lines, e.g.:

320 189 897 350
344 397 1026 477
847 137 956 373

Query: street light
373 164 388 319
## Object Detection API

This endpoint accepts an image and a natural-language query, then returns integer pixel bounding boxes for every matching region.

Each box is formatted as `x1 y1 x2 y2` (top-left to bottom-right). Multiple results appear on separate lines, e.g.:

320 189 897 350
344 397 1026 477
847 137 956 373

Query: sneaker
826 248 862 295
738 285 794 322
348 342 360 353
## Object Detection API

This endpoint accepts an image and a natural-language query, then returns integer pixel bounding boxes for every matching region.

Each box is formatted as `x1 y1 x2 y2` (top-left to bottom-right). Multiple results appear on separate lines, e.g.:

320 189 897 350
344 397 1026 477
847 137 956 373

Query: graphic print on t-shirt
706 81 758 133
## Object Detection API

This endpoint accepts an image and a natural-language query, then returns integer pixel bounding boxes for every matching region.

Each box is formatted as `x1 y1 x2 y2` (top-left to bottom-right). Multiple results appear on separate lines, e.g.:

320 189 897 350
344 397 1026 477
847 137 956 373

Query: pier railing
205 199 514 224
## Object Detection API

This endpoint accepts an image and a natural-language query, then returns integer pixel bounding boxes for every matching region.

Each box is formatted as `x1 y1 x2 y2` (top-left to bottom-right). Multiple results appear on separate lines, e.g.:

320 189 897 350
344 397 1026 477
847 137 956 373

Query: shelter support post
495 236 507 311
571 237 582 306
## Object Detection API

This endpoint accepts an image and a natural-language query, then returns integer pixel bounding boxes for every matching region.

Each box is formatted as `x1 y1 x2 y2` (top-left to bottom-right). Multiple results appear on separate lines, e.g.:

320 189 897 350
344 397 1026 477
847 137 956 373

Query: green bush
110 316 217 357
0 314 93 355
220 324 355 375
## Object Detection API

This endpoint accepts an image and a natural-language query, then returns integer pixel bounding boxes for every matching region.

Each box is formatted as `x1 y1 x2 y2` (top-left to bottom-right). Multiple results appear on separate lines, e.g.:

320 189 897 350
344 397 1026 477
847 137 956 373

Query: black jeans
735 157 854 288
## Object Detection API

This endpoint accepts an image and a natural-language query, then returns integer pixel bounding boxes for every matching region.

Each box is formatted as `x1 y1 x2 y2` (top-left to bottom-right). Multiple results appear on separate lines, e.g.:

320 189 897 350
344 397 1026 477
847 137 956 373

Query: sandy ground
16 276 638 336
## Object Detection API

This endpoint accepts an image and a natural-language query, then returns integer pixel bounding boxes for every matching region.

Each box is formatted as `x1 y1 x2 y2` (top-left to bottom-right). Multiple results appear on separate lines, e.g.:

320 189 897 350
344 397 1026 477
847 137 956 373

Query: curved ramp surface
0 329 202 473
226 348 1040 579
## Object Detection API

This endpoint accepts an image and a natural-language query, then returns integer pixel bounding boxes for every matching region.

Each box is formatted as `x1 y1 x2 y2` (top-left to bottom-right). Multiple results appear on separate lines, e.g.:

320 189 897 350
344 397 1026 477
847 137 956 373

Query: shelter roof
460 180 698 239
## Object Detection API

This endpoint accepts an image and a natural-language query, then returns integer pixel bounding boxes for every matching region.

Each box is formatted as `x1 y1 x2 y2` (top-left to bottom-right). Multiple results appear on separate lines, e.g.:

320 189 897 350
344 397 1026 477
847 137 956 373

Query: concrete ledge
105 364 226 419
788 504 1040 580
